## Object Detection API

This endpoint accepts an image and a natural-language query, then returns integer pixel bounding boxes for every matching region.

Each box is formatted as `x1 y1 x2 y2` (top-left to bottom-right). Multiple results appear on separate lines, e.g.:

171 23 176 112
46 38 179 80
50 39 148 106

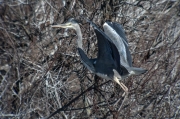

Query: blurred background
0 0 180 118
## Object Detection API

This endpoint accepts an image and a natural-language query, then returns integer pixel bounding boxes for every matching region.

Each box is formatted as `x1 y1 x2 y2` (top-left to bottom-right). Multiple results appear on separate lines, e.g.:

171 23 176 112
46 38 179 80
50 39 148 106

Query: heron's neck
75 26 83 49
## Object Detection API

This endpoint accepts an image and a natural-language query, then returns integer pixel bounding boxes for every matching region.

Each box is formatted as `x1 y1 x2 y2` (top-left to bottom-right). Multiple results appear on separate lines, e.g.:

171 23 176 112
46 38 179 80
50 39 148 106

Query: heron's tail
127 67 147 75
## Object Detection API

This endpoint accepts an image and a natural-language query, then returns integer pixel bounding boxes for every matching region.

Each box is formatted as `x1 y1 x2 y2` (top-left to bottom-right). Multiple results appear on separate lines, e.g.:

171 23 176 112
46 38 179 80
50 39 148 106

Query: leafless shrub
0 0 180 119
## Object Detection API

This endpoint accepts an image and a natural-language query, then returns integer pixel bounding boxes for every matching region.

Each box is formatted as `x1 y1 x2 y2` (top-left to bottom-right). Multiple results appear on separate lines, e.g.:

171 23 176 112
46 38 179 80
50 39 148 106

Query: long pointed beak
51 24 68 28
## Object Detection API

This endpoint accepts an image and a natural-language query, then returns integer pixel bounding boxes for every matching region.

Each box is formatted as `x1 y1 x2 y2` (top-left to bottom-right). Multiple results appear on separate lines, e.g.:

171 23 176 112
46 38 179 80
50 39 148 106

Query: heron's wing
111 22 133 67
109 39 129 76
87 19 128 75
103 22 147 75
87 20 115 63
108 22 128 44
78 48 95 72
126 67 147 75
103 22 132 67
94 29 113 60
110 22 147 75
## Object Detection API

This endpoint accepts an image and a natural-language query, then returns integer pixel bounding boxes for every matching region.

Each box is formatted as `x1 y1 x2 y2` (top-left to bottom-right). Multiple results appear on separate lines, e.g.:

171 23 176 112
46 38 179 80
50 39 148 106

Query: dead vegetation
0 0 180 119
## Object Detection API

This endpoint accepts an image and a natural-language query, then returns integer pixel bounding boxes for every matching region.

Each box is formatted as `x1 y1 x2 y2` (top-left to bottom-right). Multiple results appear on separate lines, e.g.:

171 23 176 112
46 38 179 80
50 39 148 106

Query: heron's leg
114 77 128 94
113 77 129 111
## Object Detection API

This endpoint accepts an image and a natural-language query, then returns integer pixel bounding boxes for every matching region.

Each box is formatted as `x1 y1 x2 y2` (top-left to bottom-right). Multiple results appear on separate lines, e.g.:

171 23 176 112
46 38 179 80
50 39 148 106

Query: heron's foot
113 77 129 111
114 77 129 94
113 90 128 111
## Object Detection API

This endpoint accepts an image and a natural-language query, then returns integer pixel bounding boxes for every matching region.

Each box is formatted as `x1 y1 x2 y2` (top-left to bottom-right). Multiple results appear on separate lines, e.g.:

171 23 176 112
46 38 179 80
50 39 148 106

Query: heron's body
52 18 147 94
77 22 122 81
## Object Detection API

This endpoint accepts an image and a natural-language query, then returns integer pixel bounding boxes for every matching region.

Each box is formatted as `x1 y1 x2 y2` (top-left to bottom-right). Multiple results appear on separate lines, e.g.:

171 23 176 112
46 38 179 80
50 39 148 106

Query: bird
52 18 147 95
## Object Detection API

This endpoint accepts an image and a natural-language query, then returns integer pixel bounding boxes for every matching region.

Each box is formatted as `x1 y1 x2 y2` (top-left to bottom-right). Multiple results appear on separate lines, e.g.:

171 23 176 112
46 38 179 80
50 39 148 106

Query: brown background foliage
0 0 180 119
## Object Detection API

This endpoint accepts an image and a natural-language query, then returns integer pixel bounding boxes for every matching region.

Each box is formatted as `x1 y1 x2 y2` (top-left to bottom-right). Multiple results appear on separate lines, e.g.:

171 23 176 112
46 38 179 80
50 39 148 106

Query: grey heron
52 18 147 95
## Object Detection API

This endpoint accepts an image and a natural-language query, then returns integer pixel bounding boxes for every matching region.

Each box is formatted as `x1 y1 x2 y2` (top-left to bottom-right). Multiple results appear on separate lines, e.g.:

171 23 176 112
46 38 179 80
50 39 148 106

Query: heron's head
52 18 80 30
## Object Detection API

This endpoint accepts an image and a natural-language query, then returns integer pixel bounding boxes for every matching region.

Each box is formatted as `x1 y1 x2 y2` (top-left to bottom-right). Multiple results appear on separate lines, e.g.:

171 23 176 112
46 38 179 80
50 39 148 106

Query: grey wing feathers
94 29 113 61
110 22 132 67
96 28 129 75
86 19 129 76
86 19 113 62
110 22 128 44
106 22 147 75
108 38 129 76
103 22 133 67
126 67 147 75
78 48 95 72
